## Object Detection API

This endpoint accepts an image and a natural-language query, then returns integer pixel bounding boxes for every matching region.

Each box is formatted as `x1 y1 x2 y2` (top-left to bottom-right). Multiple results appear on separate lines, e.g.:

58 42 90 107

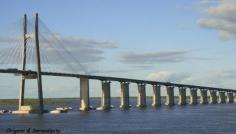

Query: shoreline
0 96 197 106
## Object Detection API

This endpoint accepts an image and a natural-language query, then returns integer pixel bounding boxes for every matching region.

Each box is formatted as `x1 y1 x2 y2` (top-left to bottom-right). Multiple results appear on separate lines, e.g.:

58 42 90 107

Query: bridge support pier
178 87 186 105
209 90 217 104
219 91 226 103
152 85 161 107
79 77 90 111
98 81 111 110
234 93 236 103
136 83 146 108
227 92 234 103
120 82 130 109
165 86 174 106
190 88 197 105
200 89 208 104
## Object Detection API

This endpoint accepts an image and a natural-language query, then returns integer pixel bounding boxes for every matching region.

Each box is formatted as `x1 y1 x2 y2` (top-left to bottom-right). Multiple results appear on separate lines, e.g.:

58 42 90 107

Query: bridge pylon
17 13 44 114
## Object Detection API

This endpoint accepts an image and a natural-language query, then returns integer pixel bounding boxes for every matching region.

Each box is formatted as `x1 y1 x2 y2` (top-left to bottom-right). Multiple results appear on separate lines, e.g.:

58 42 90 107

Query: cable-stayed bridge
0 14 235 114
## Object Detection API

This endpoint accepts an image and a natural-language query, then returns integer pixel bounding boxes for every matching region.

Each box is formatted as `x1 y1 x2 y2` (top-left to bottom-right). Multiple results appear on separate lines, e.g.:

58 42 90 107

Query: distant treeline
0 96 204 106
0 98 79 106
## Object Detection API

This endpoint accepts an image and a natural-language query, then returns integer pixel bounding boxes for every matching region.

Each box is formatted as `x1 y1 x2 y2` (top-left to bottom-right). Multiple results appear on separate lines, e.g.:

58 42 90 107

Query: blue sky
0 0 236 99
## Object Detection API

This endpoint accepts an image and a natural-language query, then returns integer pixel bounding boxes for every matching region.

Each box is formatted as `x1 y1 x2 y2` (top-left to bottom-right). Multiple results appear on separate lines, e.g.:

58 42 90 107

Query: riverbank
0 98 79 106
0 96 198 106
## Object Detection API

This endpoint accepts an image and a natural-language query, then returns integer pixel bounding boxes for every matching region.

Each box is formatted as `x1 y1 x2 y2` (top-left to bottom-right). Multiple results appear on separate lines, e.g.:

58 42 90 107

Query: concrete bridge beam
209 90 217 104
219 91 226 104
152 84 161 107
200 89 208 104
190 88 198 105
100 81 111 110
227 92 233 103
136 83 146 108
79 77 90 111
178 87 186 105
165 86 174 106
120 82 130 109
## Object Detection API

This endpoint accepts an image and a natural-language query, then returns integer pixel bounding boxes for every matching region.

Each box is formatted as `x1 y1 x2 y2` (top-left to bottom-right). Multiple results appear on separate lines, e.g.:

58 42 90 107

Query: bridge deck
0 69 235 92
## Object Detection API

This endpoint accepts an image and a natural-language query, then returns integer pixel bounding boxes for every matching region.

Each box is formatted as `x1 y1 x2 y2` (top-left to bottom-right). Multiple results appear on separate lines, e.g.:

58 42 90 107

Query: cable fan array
0 16 88 74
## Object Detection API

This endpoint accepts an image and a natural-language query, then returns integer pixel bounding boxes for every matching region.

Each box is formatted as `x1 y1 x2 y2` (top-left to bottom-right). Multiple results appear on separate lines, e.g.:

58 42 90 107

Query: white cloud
0 34 117 74
146 70 236 89
199 0 220 5
38 35 117 74
0 36 21 43
182 69 236 88
207 0 236 20
120 50 212 69
121 50 188 64
198 0 236 40
38 35 117 64
146 71 189 83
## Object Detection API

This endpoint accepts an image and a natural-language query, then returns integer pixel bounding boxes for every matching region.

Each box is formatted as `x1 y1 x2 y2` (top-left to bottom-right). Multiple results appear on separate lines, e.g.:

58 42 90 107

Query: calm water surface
0 98 236 134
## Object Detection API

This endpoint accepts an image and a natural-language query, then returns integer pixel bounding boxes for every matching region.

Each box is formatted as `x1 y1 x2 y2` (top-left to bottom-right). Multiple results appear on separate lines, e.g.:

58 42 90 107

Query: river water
0 98 236 134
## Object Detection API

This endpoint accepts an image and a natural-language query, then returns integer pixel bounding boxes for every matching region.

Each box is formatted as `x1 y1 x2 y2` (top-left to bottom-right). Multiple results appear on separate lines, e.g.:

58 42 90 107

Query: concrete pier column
100 80 111 110
234 93 236 103
152 85 161 107
200 89 208 104
80 77 90 111
190 88 198 105
219 91 226 104
136 83 146 108
227 92 234 103
165 86 174 106
209 90 217 104
120 82 130 109
178 87 186 105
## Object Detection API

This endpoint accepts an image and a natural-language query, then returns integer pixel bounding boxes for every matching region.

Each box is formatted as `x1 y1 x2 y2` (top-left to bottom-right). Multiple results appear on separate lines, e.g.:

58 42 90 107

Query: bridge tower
18 13 44 113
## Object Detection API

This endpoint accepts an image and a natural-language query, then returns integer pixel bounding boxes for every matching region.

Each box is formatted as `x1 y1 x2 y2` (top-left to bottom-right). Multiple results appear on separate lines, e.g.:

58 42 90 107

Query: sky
0 0 236 99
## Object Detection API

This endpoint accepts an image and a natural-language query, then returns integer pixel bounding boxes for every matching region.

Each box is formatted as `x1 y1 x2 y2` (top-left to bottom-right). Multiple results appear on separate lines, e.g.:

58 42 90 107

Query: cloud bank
198 0 236 40
121 50 188 64
0 35 117 74
39 35 117 64
146 71 189 83
146 69 236 89
120 49 212 69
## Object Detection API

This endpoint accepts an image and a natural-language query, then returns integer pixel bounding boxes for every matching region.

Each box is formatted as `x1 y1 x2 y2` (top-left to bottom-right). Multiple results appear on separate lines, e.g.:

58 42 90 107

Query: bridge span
1 68 235 92
0 13 235 114
1 68 235 111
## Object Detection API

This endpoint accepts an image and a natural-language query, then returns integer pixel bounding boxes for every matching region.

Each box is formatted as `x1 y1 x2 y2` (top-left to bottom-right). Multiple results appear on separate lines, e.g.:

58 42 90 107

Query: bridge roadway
0 69 235 93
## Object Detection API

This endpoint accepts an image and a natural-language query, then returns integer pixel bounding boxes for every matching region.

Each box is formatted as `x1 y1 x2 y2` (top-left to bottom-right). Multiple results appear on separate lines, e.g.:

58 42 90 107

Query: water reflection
0 98 236 134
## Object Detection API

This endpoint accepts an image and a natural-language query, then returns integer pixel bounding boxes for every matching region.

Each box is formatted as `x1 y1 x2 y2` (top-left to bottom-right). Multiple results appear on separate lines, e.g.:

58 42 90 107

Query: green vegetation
0 98 79 106
0 96 205 106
